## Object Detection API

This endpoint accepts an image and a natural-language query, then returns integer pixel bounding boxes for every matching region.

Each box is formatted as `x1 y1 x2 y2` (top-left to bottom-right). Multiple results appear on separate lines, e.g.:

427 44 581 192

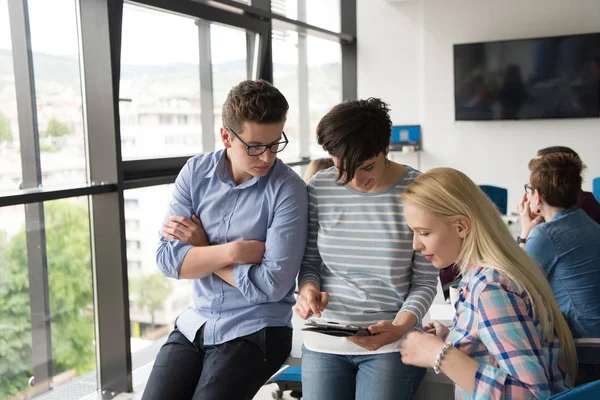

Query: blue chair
268 363 302 399
548 379 600 399
593 177 600 202
479 185 508 215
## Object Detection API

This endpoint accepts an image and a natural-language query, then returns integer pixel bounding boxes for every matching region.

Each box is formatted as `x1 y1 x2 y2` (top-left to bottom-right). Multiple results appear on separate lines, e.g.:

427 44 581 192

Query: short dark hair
222 80 289 133
528 153 585 208
316 98 392 184
536 146 580 160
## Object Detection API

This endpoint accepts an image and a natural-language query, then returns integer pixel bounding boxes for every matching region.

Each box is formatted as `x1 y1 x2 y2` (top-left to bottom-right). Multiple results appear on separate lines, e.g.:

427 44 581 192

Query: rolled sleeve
233 177 308 304
399 251 438 322
473 363 510 399
155 159 196 279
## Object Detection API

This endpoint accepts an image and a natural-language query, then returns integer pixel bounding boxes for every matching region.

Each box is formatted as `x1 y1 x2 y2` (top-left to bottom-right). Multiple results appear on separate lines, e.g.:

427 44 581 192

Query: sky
0 0 341 66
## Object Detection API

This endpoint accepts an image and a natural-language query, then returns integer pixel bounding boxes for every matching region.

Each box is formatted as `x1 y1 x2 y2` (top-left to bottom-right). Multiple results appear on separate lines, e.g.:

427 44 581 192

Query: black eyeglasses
226 126 289 156
524 184 534 194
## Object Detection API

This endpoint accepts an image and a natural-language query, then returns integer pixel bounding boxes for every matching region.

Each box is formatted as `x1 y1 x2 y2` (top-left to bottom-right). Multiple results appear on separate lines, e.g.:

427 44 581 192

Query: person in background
536 146 600 224
143 80 308 400
518 152 600 385
304 157 334 184
295 98 438 400
399 167 577 399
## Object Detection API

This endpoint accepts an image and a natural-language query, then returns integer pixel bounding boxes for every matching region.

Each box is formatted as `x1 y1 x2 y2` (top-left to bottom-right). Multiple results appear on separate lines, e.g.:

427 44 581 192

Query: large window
28 0 88 188
272 0 341 33
0 198 97 399
124 185 193 390
273 27 341 160
120 4 202 160
211 23 249 150
0 0 21 192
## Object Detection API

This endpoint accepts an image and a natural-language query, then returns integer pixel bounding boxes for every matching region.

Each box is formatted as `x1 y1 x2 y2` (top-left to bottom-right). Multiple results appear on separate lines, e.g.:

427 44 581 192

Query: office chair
547 379 600 399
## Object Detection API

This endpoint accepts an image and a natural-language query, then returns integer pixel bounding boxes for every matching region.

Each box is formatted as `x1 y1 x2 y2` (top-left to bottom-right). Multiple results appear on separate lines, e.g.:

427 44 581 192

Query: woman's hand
348 321 408 351
423 320 450 340
400 331 445 368
294 283 329 319
163 214 209 246
517 194 544 239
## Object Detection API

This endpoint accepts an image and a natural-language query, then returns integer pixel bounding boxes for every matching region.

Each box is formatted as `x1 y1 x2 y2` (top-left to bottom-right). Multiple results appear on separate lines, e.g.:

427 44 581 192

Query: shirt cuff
298 275 321 291
232 263 251 286
232 263 268 304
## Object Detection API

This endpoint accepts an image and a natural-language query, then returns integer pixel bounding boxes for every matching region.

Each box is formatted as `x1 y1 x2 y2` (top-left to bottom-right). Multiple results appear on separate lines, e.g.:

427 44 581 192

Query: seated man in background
143 80 308 400
518 152 600 385
537 146 600 224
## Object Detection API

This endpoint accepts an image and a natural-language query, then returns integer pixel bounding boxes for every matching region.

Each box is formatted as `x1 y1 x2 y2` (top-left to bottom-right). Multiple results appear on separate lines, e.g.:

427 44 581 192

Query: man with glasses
144 80 308 400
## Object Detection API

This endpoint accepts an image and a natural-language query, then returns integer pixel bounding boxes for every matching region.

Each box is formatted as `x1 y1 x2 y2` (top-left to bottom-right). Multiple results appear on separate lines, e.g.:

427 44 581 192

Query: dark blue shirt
156 150 308 345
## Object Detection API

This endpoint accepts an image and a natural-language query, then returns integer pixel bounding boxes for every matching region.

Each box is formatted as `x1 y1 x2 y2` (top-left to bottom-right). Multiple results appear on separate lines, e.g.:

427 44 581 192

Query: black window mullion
197 19 216 152
78 0 132 394
7 0 53 394
341 0 357 100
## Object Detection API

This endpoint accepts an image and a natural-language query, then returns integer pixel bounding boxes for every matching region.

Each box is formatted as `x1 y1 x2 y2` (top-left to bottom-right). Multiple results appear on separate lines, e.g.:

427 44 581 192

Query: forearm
178 243 236 279
214 265 236 287
401 273 438 321
299 281 319 293
392 311 417 333
438 347 479 395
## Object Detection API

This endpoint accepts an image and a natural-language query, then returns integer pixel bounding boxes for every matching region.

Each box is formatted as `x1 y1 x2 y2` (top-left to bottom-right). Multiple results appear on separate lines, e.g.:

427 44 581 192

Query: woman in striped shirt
295 98 438 400
399 167 577 399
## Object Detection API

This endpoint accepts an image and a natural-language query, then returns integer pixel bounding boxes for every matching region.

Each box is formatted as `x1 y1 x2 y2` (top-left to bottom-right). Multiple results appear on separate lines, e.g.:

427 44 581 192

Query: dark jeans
142 325 292 400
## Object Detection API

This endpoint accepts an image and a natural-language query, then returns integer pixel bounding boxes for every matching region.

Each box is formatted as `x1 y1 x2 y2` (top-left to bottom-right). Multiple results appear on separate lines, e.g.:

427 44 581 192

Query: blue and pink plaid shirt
446 266 568 399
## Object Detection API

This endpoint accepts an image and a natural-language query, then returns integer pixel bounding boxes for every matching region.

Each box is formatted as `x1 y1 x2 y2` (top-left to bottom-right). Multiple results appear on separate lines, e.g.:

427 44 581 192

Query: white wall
358 0 600 209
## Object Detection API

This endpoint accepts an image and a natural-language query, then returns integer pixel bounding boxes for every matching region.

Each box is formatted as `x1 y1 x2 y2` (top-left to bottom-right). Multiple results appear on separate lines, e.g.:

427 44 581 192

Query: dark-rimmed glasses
226 126 288 156
524 184 534 195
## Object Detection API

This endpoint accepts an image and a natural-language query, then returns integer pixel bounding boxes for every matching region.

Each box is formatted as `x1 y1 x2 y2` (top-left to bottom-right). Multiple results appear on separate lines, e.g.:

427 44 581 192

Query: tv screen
454 33 600 120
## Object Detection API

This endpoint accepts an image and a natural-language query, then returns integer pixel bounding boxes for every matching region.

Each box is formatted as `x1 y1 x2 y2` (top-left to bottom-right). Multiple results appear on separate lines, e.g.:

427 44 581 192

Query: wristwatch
516 236 527 244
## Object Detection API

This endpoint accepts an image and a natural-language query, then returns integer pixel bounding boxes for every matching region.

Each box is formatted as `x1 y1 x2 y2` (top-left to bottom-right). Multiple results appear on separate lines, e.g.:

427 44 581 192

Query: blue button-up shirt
156 149 308 346
525 207 600 363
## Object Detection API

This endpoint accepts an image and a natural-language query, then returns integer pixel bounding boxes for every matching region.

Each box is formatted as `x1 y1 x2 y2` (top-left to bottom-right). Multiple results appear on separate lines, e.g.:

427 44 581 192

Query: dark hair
528 153 585 208
316 98 392 184
222 80 289 133
536 146 580 160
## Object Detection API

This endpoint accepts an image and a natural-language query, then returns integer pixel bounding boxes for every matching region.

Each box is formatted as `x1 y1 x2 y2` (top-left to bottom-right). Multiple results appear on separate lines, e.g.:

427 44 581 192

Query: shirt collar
204 149 263 189
552 206 578 221
458 265 482 291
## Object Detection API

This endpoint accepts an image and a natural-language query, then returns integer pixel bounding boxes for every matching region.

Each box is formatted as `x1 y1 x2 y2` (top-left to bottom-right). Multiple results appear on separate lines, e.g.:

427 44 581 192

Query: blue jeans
301 346 425 400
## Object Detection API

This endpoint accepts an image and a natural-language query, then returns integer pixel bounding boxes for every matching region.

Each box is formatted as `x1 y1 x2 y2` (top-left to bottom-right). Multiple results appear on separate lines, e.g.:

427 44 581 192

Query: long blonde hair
402 167 577 384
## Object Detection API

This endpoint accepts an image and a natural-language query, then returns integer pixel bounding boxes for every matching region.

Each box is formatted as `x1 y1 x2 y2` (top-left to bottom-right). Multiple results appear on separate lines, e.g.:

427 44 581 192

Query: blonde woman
303 157 334 183
399 168 577 399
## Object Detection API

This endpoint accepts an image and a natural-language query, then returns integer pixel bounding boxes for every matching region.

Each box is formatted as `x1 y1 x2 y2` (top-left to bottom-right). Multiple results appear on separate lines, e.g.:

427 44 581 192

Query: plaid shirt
446 266 568 399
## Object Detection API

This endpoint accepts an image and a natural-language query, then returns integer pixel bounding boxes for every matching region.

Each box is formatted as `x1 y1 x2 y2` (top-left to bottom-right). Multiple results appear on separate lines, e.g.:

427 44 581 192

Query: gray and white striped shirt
298 165 438 328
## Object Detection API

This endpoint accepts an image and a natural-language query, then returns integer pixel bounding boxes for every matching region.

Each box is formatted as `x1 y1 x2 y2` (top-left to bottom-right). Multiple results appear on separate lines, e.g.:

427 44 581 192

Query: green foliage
39 139 59 153
130 273 171 329
0 111 13 144
44 119 71 138
0 201 95 398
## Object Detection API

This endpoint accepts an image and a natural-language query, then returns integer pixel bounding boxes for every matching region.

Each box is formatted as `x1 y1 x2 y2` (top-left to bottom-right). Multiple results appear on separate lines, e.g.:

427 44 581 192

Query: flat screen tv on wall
453 33 600 121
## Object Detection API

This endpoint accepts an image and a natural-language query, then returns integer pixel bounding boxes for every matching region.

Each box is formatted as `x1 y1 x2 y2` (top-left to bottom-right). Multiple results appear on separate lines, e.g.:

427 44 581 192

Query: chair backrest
593 177 600 202
479 185 508 215
547 379 600 399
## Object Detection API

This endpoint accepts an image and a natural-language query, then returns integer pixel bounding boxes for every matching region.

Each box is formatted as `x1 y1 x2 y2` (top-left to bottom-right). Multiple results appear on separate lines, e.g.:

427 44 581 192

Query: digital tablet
302 320 371 337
